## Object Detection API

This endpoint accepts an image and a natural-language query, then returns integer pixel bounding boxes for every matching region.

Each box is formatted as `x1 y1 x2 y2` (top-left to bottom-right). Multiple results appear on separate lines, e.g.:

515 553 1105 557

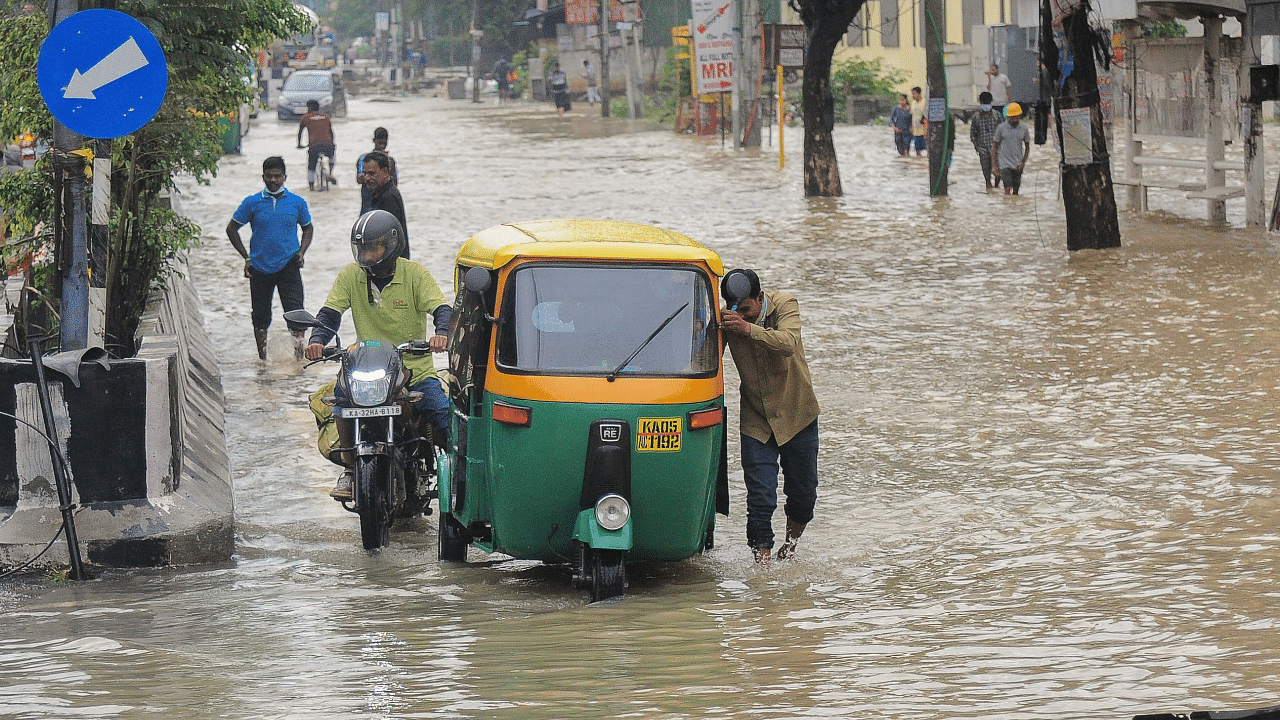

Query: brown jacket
724 290 820 445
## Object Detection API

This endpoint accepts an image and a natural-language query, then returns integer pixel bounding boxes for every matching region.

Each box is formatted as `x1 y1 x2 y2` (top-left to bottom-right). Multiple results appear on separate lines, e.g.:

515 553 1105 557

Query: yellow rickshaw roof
456 219 725 274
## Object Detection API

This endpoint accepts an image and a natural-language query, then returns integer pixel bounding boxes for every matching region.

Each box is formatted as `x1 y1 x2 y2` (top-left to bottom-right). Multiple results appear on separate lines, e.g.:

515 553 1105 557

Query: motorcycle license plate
335 405 401 419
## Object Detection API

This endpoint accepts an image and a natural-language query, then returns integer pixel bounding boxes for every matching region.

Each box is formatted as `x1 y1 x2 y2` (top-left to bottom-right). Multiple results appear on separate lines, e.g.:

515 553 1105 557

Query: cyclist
296 99 336 191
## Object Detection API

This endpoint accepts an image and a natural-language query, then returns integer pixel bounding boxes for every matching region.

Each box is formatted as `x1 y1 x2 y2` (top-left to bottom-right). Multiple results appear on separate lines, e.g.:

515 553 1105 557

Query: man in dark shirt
361 150 409 259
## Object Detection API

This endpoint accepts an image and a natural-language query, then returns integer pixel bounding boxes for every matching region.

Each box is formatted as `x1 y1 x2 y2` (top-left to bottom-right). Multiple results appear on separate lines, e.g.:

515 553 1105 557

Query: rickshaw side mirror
722 271 753 308
463 266 492 294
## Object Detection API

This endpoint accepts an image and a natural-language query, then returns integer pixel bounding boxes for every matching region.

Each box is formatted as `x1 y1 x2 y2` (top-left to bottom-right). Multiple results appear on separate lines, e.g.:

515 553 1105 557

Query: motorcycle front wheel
356 456 391 549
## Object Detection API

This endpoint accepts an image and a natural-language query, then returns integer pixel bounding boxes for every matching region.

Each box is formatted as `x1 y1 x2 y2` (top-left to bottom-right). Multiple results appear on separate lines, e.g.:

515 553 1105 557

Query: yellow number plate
636 417 682 453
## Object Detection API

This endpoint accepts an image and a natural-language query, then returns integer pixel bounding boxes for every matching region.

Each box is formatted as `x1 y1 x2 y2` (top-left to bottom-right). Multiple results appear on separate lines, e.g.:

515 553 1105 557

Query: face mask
981 104 992 112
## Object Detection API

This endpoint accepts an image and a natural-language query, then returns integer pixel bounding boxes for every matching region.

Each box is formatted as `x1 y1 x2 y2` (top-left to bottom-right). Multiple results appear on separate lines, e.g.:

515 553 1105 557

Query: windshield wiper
606 303 689 382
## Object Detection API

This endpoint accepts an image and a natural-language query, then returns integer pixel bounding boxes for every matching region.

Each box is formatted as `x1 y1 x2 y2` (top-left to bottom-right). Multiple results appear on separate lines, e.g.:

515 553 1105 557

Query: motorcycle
284 309 438 550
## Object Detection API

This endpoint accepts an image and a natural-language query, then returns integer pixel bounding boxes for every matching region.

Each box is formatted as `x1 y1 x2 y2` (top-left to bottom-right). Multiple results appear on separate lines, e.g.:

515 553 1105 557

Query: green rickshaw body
480 394 723 562
442 220 730 596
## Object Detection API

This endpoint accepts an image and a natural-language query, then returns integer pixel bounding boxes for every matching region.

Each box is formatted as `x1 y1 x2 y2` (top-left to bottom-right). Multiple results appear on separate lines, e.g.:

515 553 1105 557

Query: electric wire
0 409 78 578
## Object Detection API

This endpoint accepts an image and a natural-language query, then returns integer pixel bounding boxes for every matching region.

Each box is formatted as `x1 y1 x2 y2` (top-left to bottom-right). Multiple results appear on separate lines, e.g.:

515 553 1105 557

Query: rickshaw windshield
496 264 718 377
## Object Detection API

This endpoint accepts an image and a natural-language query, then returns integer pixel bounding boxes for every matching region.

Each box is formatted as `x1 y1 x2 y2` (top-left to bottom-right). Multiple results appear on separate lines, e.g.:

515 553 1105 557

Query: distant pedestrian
296 99 336 191
909 86 927 157
494 56 512 103
969 91 1001 189
357 127 397 214
991 102 1031 195
985 64 1012 116
361 150 410 259
226 156 313 361
890 94 912 157
582 59 600 105
550 62 570 117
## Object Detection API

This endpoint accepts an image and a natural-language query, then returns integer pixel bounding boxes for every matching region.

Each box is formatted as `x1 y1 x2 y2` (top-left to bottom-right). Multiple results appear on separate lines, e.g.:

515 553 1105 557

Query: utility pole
924 0 949 195
1042 0 1120 249
470 0 483 103
599 0 610 116
739 0 762 147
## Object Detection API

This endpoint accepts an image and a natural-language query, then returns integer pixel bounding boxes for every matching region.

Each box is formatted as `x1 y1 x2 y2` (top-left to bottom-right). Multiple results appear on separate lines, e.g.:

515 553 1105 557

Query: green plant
1145 20 1187 38
830 57 906 120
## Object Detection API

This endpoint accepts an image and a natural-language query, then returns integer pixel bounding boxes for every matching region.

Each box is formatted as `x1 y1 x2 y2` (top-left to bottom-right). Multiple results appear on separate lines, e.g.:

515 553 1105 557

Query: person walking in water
582 59 600 105
720 269 821 568
226 156 313 361
969 91 1002 190
991 102 1031 195
357 127 396 214
909 86 927 157
549 62 570 117
890 93 912 157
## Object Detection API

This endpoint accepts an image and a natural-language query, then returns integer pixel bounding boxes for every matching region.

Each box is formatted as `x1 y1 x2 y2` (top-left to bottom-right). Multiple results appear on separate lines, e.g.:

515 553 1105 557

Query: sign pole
50 0 88 351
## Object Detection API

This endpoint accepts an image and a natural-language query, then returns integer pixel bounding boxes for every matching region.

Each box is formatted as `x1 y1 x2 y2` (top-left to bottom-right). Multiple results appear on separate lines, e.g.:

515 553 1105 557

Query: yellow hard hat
1005 102 1023 117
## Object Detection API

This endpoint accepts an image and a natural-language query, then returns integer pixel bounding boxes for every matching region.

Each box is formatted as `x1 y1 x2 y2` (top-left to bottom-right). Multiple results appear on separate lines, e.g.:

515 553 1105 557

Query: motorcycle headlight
349 368 391 406
594 494 630 531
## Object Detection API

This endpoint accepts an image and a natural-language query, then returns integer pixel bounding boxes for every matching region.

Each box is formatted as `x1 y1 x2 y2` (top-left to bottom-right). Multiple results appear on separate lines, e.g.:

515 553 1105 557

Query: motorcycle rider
303 210 451 500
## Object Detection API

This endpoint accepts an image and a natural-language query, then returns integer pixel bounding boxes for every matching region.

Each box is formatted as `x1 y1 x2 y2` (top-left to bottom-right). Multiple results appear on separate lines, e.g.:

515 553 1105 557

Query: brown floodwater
5 93 1280 719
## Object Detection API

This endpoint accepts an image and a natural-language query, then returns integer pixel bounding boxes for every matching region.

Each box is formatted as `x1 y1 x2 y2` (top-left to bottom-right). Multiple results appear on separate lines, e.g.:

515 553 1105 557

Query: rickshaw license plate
336 405 401 419
636 417 681 452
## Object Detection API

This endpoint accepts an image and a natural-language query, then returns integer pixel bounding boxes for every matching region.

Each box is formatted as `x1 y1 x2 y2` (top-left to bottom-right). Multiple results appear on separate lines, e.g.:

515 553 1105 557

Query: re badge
636 417 681 453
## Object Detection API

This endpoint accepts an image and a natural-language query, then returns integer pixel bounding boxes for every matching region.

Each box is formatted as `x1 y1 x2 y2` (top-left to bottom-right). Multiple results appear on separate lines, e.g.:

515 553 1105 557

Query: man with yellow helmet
991 102 1031 196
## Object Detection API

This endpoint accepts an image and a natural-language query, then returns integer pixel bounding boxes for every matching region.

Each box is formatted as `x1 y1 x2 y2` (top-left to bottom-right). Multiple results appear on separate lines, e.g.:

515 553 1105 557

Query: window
496 264 717 377
882 0 900 48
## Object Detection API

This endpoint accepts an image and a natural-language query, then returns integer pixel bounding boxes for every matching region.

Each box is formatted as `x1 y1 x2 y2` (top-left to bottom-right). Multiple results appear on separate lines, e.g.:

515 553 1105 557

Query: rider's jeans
740 419 818 550
412 377 450 442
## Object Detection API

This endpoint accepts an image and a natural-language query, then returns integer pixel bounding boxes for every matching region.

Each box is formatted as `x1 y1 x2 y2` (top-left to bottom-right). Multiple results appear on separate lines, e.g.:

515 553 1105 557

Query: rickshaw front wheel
590 549 626 602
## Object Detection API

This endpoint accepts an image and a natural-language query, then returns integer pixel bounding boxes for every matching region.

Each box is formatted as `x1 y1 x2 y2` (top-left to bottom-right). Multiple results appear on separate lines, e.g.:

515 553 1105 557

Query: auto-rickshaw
438 219 729 602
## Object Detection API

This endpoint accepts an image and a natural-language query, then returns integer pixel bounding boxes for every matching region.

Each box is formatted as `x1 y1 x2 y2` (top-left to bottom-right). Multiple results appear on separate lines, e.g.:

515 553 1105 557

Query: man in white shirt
985 64 1012 115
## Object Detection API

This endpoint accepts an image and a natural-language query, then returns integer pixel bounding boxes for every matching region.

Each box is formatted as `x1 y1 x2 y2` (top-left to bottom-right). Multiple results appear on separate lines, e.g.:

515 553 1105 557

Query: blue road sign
37 9 168 139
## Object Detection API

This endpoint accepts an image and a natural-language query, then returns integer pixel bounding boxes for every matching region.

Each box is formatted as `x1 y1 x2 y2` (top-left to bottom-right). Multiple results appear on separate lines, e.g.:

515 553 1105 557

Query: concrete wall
0 267 233 568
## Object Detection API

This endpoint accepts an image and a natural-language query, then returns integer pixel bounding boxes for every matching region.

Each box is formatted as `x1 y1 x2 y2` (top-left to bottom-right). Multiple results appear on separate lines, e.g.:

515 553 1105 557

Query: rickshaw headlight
594 494 631 531
349 368 391 406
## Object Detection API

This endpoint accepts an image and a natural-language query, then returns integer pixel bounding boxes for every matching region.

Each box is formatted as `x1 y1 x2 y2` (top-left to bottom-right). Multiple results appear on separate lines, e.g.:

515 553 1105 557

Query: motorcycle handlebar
399 340 434 354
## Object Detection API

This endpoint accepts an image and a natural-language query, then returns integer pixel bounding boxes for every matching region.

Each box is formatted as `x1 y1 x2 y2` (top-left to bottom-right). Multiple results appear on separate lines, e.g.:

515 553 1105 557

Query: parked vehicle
439 219 730 602
284 309 437 550
277 70 347 121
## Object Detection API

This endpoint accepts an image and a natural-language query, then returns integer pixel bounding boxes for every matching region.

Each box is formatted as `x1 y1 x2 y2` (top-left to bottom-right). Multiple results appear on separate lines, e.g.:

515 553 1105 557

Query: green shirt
322 258 449 384
724 290 820 445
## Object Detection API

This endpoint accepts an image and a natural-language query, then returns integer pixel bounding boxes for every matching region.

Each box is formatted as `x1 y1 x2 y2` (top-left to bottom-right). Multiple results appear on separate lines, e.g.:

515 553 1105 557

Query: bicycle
299 143 335 192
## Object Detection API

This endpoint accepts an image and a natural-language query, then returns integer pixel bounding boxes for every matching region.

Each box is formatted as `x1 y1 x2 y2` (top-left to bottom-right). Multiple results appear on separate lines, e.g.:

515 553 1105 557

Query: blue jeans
412 376 449 442
741 419 818 549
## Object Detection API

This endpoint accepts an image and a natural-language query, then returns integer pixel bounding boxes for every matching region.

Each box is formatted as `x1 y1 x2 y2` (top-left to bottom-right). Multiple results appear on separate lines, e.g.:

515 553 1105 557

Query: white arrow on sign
64 36 148 100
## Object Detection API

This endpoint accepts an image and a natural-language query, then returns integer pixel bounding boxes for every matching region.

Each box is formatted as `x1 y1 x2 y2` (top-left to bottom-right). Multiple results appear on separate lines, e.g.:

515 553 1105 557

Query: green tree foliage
830 57 906 121
1145 20 1187 38
0 0 312 354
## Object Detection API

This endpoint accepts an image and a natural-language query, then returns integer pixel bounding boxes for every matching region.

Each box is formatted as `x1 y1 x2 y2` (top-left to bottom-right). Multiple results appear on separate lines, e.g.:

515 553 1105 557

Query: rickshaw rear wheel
590 549 626 602
438 512 469 562
357 456 391 550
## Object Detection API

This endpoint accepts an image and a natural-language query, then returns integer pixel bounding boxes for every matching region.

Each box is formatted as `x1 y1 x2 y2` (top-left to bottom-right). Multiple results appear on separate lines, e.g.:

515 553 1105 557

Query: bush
831 58 907 120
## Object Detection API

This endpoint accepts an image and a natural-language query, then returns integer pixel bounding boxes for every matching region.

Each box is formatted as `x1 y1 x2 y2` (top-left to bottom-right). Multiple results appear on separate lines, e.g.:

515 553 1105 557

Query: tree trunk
801 29 841 196
792 0 865 196
1043 0 1121 250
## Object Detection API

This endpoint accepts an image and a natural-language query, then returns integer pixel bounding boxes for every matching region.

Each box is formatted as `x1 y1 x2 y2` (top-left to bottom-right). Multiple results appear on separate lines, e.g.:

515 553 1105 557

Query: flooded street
7 94 1280 719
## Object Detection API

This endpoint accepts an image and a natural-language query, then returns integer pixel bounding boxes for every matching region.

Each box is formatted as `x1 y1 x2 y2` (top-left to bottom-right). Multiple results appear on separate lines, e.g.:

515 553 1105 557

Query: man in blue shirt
226 156 314 361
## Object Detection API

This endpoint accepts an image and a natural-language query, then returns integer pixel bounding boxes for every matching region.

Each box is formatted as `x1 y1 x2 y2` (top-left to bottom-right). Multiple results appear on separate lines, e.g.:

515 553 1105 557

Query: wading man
720 269 820 567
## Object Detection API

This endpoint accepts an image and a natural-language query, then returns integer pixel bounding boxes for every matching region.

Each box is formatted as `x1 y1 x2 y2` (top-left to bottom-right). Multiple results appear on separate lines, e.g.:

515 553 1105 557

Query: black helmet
351 210 403 277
